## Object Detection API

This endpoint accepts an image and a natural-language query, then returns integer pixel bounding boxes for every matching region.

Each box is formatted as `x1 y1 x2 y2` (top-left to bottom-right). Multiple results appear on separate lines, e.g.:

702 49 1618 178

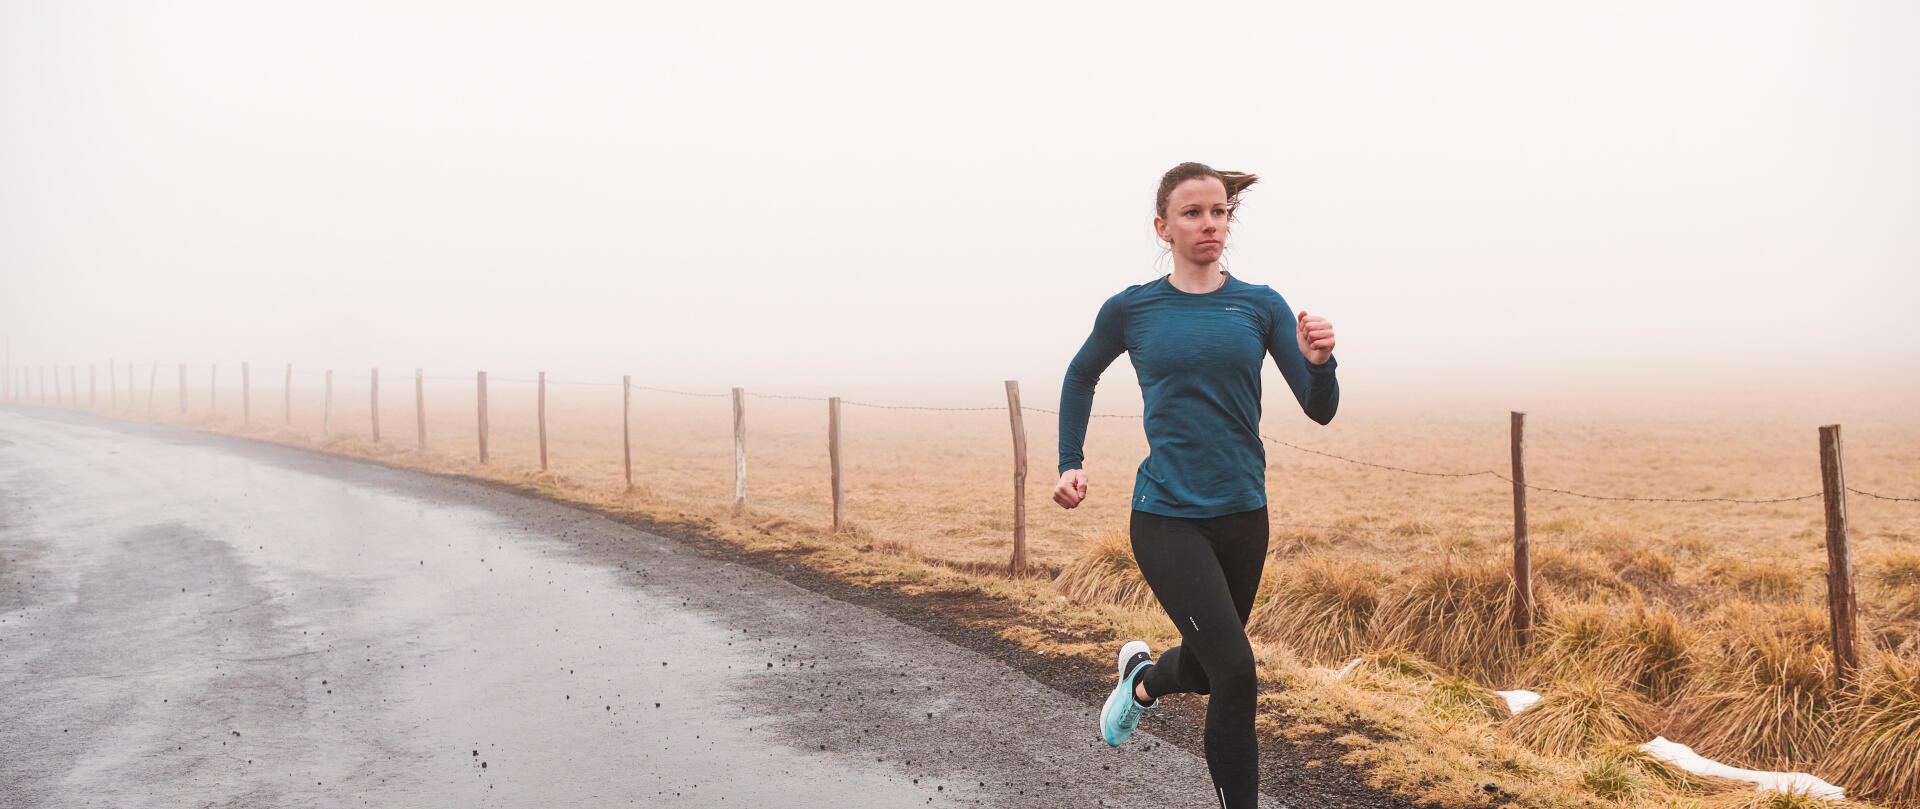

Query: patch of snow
1638 737 1844 800
1494 689 1540 715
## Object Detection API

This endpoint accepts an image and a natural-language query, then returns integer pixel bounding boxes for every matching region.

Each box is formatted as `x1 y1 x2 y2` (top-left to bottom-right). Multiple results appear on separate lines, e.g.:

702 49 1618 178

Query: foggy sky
3 1 1916 394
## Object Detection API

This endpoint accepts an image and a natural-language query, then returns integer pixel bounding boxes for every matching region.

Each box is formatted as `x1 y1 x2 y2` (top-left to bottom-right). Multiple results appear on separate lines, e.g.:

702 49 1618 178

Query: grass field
22 362 1920 808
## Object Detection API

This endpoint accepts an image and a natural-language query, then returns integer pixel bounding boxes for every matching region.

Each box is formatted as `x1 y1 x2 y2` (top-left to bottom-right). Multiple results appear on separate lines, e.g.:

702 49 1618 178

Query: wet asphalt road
0 406 1256 808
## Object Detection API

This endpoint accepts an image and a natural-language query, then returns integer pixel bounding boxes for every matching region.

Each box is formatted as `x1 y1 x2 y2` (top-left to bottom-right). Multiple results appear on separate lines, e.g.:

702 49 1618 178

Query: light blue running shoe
1100 640 1157 746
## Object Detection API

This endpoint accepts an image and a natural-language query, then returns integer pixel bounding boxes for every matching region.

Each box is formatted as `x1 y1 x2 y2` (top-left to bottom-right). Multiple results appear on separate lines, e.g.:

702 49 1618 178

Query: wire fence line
10 360 1919 506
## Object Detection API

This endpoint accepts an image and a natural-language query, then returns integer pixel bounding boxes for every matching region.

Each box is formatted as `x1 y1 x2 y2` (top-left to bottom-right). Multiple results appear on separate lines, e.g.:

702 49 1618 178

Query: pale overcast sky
3 1 1915 393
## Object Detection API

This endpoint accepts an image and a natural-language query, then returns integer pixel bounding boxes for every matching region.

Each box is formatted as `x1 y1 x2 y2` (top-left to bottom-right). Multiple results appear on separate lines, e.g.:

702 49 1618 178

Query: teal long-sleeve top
1057 273 1339 519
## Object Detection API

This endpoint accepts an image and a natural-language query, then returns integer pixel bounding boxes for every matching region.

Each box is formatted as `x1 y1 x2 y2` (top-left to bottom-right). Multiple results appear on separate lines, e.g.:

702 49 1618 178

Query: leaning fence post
622 375 633 489
1820 424 1858 685
242 362 251 425
370 368 381 444
1006 380 1028 577
1511 410 1533 646
415 368 426 451
829 396 845 533
732 387 746 512
538 371 548 472
323 370 333 436
477 371 489 464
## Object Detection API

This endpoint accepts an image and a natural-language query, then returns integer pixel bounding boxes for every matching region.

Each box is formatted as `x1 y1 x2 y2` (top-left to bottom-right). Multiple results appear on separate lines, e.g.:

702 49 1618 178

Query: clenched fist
1053 469 1089 509
1296 310 1335 365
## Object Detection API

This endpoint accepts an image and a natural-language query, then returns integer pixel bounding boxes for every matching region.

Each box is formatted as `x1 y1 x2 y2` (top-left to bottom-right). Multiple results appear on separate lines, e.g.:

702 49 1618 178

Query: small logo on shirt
1224 306 1243 312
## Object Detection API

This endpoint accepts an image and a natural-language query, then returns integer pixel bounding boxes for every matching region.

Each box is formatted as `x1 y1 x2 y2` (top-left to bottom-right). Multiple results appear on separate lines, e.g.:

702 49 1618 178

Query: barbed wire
1850 488 1920 503
1256 432 1837 504
632 384 730 399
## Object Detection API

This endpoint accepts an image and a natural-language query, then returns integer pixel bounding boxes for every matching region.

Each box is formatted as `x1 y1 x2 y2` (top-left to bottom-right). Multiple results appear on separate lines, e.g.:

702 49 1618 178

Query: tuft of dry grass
1534 546 1637 601
1506 670 1654 757
1707 556 1809 603
1619 600 1698 703
1427 674 1511 723
1820 651 1920 807
1371 558 1524 685
1872 550 1920 625
1349 647 1442 680
1579 747 1652 803
1246 555 1382 663
1533 598 1696 706
1700 788 1848 809
1668 603 1836 770
1052 528 1157 611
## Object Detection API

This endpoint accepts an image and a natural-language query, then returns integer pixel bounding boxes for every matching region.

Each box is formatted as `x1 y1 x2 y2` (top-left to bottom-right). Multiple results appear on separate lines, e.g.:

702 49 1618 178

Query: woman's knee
1211 645 1258 697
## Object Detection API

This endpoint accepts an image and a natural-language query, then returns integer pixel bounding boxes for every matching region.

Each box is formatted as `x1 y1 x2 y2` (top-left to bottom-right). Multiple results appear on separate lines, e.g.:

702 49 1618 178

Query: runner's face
1155 177 1230 265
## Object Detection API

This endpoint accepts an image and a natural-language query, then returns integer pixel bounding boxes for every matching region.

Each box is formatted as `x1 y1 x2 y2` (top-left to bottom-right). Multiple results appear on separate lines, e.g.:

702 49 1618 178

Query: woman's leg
1129 508 1268 809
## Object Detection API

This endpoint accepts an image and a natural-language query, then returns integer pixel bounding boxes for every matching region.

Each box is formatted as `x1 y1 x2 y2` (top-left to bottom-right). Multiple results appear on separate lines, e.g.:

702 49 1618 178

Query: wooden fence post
622 375 633 489
147 362 157 414
829 397 845 533
1511 411 1534 646
1005 380 1028 577
242 362 251 425
477 371 489 464
1820 424 1858 686
370 368 380 444
323 370 333 436
178 364 187 415
732 387 746 512
284 364 292 425
415 368 426 451
538 371 548 472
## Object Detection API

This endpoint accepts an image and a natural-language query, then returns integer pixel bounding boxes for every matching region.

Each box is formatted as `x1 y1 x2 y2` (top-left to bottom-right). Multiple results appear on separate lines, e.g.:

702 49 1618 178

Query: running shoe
1100 640 1157 746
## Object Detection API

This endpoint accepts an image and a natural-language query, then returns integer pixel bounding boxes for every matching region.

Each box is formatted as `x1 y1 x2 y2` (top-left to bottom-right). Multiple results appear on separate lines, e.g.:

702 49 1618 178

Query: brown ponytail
1154 162 1259 219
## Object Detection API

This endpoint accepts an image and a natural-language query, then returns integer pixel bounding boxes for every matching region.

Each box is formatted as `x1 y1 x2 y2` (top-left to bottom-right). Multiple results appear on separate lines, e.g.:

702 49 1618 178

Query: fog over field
2 1 1915 418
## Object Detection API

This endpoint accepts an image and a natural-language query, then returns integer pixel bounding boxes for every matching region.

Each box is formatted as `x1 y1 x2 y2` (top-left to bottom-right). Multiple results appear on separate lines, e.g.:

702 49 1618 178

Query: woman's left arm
1265 294 1339 425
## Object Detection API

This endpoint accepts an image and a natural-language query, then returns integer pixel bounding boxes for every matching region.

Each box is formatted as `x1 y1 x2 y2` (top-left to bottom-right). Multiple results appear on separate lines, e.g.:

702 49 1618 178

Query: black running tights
1131 506 1268 809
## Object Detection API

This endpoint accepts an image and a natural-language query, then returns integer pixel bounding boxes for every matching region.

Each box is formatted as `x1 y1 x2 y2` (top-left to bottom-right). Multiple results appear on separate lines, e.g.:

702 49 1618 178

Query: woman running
1053 161 1339 809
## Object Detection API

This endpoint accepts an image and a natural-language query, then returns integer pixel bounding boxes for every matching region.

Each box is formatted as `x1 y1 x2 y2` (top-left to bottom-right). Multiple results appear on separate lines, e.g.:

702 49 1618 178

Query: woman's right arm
1055 292 1128 508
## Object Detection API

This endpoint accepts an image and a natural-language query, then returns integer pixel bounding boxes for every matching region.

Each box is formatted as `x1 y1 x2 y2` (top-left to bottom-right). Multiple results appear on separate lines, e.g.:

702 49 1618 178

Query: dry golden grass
1245 555 1383 663
1669 604 1837 770
1370 558 1524 685
1054 527 1157 611
46 374 1920 808
1821 651 1920 808
1507 670 1655 757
